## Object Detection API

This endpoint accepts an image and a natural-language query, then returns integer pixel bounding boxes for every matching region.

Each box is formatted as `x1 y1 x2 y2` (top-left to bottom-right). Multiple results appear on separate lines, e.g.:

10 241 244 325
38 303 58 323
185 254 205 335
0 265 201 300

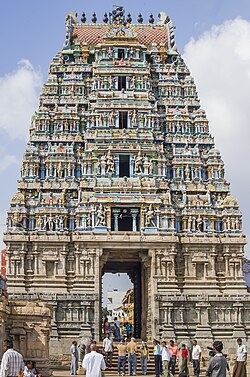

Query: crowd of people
103 316 133 342
0 335 247 377
76 336 247 377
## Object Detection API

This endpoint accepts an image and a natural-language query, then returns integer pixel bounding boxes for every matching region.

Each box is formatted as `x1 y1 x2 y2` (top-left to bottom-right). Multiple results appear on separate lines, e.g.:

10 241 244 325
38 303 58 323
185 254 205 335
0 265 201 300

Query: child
22 360 41 377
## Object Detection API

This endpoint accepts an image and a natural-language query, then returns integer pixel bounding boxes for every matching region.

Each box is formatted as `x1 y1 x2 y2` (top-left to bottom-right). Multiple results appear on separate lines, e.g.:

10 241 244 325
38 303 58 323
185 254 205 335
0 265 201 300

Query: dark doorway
119 112 128 129
102 261 142 339
118 76 127 90
118 48 125 60
119 155 130 177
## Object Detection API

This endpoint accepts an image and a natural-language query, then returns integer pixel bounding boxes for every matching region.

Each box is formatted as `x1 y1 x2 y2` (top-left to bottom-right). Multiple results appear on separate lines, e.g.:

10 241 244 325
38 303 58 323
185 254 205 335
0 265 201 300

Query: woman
103 317 110 336
140 341 150 375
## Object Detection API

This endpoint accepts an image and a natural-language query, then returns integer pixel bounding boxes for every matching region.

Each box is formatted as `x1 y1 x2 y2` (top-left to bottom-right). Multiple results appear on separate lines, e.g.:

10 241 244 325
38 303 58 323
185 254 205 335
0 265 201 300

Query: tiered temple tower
4 8 250 360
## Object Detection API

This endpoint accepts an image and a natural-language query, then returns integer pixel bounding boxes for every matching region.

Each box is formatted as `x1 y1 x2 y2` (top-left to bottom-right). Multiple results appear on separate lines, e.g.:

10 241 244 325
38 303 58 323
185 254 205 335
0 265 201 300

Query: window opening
119 112 128 129
119 155 130 177
118 49 125 60
118 76 127 90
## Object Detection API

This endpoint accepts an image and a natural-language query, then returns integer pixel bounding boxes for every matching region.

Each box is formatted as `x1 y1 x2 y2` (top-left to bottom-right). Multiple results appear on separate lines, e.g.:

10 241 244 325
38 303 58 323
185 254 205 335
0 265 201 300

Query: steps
100 343 179 375
98 342 209 376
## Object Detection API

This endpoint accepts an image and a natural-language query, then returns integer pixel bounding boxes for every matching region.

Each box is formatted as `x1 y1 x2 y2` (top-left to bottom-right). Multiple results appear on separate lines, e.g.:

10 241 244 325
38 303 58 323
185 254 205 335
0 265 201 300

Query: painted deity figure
100 155 107 175
106 150 114 174
95 204 106 227
145 205 156 227
134 150 143 173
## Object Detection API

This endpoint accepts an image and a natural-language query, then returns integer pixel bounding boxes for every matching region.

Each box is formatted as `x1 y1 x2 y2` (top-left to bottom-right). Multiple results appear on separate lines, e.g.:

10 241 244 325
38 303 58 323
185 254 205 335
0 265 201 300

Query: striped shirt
0 348 24 377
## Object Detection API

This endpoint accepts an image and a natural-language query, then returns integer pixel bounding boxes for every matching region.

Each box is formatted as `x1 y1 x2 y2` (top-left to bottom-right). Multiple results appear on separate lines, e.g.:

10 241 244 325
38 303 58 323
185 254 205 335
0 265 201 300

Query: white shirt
237 344 247 362
82 351 106 377
103 338 113 352
192 345 202 360
162 346 171 362
0 348 24 377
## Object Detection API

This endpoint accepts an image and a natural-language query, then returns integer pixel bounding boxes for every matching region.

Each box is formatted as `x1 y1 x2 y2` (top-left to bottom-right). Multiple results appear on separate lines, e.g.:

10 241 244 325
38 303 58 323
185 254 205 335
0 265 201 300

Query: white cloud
183 17 250 254
0 59 42 140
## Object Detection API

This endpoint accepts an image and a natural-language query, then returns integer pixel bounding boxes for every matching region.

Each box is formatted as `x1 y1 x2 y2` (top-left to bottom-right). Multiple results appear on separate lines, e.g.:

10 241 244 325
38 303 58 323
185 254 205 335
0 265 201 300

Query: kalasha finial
126 13 132 24
149 13 154 24
111 6 125 23
138 13 143 24
103 12 108 23
81 12 86 23
92 12 97 23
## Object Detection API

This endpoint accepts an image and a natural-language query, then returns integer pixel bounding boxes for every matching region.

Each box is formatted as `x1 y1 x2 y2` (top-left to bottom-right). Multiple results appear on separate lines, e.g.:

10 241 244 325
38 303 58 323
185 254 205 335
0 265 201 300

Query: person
232 337 247 377
103 317 110 335
22 360 40 377
0 339 24 377
191 340 201 377
179 344 189 377
82 342 106 377
125 322 132 339
70 340 79 375
120 323 127 339
153 339 162 377
117 339 127 376
114 317 121 342
161 341 172 377
206 341 229 377
139 341 150 376
127 337 137 376
102 333 113 368
169 340 178 375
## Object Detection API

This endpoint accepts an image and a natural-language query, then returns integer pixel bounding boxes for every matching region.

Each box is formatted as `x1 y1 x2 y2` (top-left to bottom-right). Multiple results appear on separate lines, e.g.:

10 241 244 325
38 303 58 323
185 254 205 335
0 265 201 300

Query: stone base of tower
4 232 250 364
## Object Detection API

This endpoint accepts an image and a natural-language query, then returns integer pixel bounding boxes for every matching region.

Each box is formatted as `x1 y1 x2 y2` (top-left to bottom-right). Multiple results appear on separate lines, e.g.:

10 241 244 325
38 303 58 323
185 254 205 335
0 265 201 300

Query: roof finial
81 12 86 23
138 13 143 24
149 13 154 24
92 12 97 23
103 12 108 23
126 13 132 24
111 6 125 24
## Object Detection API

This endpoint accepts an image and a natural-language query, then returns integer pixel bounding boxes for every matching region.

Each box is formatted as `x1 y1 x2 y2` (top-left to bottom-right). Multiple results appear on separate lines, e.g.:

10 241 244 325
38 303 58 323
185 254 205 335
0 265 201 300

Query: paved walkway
52 368 206 377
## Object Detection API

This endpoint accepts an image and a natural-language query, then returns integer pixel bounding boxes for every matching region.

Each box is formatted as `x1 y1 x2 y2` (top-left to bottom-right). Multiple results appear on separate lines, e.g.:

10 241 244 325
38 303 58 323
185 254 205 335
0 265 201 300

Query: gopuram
4 7 250 361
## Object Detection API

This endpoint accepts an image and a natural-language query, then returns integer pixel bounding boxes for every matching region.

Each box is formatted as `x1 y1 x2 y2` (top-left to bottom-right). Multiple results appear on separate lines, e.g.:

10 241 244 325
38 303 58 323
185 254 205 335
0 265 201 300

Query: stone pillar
161 302 175 339
131 208 139 231
112 208 120 231
195 301 213 340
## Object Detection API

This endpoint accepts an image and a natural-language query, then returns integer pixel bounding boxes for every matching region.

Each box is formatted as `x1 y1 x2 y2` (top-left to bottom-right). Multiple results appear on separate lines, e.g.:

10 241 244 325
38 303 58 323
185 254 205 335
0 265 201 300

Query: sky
0 0 250 257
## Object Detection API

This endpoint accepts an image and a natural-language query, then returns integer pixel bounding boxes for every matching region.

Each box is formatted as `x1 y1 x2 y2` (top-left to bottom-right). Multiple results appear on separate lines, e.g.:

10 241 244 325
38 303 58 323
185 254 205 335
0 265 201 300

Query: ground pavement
53 368 209 377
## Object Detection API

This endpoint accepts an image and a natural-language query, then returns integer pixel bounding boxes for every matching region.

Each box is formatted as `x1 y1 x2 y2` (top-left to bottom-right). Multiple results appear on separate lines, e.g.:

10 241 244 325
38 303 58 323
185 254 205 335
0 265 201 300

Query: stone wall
0 298 52 376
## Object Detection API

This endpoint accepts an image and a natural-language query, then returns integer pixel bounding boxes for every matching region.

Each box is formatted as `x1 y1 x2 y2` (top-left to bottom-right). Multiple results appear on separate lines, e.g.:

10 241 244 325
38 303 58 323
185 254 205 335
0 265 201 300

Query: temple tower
4 8 249 360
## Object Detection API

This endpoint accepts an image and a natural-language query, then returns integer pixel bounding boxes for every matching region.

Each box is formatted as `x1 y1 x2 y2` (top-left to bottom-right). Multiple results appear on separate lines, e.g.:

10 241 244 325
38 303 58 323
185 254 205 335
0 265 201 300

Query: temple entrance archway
101 249 149 340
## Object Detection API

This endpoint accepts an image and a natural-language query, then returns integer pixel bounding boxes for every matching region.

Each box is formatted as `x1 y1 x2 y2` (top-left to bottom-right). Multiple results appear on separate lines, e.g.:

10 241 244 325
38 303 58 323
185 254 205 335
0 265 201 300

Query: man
82 342 106 377
161 341 172 377
102 333 113 368
232 337 247 377
70 340 79 375
117 339 127 376
114 317 121 342
0 339 24 377
127 337 137 376
153 339 162 377
169 340 178 375
206 341 229 377
192 339 202 377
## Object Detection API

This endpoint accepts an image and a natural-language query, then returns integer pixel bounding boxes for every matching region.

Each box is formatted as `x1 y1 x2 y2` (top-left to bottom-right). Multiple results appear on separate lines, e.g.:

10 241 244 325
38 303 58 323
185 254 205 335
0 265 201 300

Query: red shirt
182 349 188 359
